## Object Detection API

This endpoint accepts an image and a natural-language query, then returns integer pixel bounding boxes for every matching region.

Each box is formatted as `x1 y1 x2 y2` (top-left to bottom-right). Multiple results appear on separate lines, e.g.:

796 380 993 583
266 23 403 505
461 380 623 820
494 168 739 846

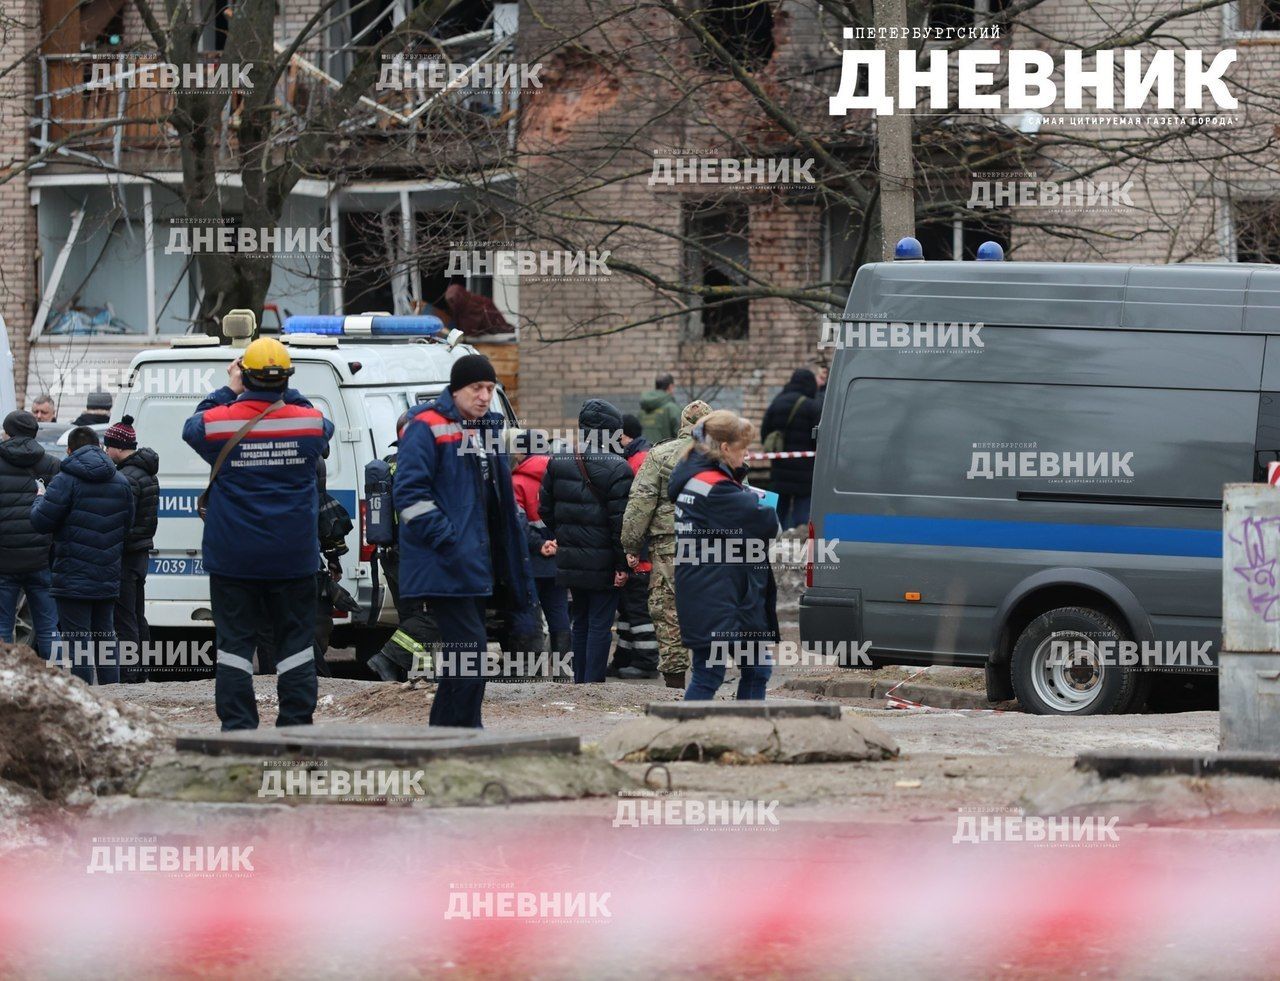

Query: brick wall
515 0 1280 441
0 0 37 406
514 0 833 437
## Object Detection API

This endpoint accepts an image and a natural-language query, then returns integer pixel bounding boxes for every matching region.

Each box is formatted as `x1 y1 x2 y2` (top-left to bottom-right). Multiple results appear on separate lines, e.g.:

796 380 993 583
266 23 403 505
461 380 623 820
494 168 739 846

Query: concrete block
1077 750 1280 780
175 724 579 764
1224 483 1280 653
600 713 898 764
646 700 840 720
136 751 635 807
827 679 876 699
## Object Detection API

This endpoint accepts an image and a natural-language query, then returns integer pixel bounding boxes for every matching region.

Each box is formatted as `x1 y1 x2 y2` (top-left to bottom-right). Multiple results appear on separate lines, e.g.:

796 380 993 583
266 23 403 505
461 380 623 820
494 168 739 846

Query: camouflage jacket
621 430 693 556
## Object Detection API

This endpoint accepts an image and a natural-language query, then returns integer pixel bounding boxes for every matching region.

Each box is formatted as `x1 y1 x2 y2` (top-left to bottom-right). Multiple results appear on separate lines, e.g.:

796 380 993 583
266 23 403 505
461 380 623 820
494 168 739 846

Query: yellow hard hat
240 337 293 378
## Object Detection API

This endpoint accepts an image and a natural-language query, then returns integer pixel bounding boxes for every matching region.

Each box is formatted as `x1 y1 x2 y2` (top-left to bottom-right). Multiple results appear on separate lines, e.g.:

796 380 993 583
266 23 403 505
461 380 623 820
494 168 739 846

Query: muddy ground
7 646 1280 979
83 669 1230 823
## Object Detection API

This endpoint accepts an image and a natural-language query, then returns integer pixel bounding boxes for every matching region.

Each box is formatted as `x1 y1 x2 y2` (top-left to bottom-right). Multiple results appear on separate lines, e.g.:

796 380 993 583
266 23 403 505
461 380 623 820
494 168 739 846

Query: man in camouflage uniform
621 399 713 689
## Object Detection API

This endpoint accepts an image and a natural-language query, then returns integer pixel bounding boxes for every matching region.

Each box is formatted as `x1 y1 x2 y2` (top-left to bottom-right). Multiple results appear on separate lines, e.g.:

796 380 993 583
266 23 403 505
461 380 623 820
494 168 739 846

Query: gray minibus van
799 259 1274 715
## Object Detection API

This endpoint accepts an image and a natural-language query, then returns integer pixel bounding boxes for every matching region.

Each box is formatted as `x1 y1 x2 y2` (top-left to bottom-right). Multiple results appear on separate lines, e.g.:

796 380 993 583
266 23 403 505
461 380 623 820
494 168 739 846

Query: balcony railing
32 26 521 171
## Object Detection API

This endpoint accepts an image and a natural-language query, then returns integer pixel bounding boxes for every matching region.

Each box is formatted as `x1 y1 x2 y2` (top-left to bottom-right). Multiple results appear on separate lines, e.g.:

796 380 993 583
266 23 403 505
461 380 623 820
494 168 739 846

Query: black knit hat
2 410 38 439
449 354 497 393
622 414 643 439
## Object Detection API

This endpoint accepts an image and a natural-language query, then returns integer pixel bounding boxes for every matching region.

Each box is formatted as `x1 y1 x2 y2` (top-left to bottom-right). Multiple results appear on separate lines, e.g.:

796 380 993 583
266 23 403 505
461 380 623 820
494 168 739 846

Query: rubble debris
598 707 899 764
136 751 636 807
1023 767 1280 826
0 643 158 802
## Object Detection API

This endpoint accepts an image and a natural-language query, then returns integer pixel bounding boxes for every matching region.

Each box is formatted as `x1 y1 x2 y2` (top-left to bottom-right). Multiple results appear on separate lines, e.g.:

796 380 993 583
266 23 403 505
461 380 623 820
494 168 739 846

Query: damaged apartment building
512 0 1280 432
1 0 524 417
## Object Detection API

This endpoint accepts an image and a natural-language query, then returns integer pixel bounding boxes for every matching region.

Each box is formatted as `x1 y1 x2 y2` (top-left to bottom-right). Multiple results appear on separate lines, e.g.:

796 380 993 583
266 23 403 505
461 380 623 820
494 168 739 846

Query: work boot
663 671 686 689
619 666 657 680
367 651 407 683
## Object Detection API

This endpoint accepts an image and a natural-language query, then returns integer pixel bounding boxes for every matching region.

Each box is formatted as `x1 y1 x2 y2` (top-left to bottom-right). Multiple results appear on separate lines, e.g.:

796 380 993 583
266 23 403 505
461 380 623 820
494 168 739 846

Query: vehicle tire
1010 606 1145 716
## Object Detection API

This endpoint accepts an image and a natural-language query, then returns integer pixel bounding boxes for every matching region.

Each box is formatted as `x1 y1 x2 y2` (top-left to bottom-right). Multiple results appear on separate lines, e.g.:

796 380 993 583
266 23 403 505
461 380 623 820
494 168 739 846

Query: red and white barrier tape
882 666 1006 714
748 451 817 460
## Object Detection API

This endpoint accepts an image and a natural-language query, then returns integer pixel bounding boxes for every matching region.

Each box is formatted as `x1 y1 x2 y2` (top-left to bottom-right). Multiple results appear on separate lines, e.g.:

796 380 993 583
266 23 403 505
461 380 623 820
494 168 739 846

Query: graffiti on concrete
1230 515 1280 621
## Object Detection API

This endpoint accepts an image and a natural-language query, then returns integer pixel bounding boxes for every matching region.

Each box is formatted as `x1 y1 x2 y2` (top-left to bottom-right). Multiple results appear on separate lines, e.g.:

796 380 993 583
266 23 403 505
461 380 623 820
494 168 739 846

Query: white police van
116 315 517 663
0 316 16 417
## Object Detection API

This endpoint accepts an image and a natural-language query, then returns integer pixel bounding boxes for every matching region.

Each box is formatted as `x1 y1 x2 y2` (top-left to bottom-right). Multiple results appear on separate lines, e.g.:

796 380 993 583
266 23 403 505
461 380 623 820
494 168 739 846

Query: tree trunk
874 0 916 257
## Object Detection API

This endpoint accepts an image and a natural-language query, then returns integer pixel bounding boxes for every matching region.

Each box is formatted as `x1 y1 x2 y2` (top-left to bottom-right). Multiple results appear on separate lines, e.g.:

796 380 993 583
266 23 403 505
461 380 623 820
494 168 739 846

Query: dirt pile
0 643 159 802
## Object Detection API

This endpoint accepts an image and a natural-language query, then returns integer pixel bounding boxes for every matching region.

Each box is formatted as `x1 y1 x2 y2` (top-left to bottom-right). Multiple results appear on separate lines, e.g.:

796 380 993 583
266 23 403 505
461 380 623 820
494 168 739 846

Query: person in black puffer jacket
104 416 159 683
761 368 822 529
0 410 60 662
540 399 634 683
30 427 134 685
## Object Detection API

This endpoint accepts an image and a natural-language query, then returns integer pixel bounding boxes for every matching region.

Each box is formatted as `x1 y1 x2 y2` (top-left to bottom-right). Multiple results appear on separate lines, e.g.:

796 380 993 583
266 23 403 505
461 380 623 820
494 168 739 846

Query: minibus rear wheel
1010 607 1144 716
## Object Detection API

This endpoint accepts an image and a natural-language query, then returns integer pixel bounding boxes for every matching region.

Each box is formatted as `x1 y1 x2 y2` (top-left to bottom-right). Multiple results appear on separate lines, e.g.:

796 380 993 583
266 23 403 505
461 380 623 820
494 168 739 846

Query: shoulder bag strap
783 394 807 428
575 451 610 509
197 399 285 520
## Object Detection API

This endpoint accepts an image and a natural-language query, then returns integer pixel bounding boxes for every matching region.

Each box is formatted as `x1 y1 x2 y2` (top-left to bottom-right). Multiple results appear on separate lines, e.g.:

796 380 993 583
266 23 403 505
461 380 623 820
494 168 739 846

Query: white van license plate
150 557 206 576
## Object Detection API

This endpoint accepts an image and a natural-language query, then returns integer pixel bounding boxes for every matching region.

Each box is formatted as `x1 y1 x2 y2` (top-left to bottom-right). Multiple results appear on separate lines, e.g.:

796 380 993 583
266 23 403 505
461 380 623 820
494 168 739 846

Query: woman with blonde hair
668 410 780 700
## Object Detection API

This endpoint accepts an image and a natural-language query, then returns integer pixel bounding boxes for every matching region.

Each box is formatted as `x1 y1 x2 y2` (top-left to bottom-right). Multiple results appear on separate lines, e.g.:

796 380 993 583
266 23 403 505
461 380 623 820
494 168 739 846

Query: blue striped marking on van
158 489 358 518
823 514 1221 558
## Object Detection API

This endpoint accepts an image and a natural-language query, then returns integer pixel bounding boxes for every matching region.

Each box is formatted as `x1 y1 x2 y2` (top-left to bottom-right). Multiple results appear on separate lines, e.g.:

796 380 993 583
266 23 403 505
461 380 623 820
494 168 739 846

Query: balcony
32 21 521 174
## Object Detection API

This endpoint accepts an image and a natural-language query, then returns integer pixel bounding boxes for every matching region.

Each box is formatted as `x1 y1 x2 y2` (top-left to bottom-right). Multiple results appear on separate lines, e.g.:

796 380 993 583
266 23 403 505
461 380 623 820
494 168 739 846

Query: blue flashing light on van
283 315 445 337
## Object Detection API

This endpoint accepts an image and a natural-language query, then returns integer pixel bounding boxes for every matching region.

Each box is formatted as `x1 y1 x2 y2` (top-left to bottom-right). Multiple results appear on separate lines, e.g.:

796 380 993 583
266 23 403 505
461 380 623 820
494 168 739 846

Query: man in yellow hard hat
183 336 334 731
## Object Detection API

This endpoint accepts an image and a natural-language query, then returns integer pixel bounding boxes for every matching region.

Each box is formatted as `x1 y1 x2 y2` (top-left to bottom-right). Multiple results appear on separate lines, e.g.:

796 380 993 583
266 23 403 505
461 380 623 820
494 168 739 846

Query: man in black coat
72 391 113 426
0 411 60 661
104 415 159 683
30 427 134 684
761 368 822 529
540 399 634 683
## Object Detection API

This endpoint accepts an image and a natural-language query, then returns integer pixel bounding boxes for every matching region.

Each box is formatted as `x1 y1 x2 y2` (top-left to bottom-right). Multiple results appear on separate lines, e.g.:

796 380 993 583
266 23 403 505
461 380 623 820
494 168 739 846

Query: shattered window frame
683 199 751 342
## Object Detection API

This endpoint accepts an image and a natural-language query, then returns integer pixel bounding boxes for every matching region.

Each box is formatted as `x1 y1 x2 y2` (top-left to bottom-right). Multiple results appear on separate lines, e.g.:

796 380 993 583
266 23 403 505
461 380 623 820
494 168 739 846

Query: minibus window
1255 394 1280 480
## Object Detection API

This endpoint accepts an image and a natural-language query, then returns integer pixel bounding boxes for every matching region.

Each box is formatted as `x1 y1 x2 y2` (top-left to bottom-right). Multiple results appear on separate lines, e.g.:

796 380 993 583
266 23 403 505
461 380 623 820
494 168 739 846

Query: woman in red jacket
508 429 571 667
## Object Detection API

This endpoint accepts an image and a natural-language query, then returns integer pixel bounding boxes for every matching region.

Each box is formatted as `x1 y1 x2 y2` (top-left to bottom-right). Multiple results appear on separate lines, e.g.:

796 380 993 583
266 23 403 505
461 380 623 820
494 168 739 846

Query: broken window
823 201 876 307
694 0 775 73
413 209 502 318
436 0 497 35
685 201 750 341
341 212 398 314
1237 0 1280 31
915 213 1010 260
79 0 125 50
199 0 232 52
928 0 1009 29
1235 200 1280 263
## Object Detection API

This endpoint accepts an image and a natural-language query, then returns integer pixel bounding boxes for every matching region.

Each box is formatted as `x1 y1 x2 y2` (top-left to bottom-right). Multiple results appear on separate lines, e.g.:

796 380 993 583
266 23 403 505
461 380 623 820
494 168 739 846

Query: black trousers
378 549 440 674
611 572 658 672
59 597 117 686
211 574 317 731
115 551 150 683
254 570 334 678
425 596 487 728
